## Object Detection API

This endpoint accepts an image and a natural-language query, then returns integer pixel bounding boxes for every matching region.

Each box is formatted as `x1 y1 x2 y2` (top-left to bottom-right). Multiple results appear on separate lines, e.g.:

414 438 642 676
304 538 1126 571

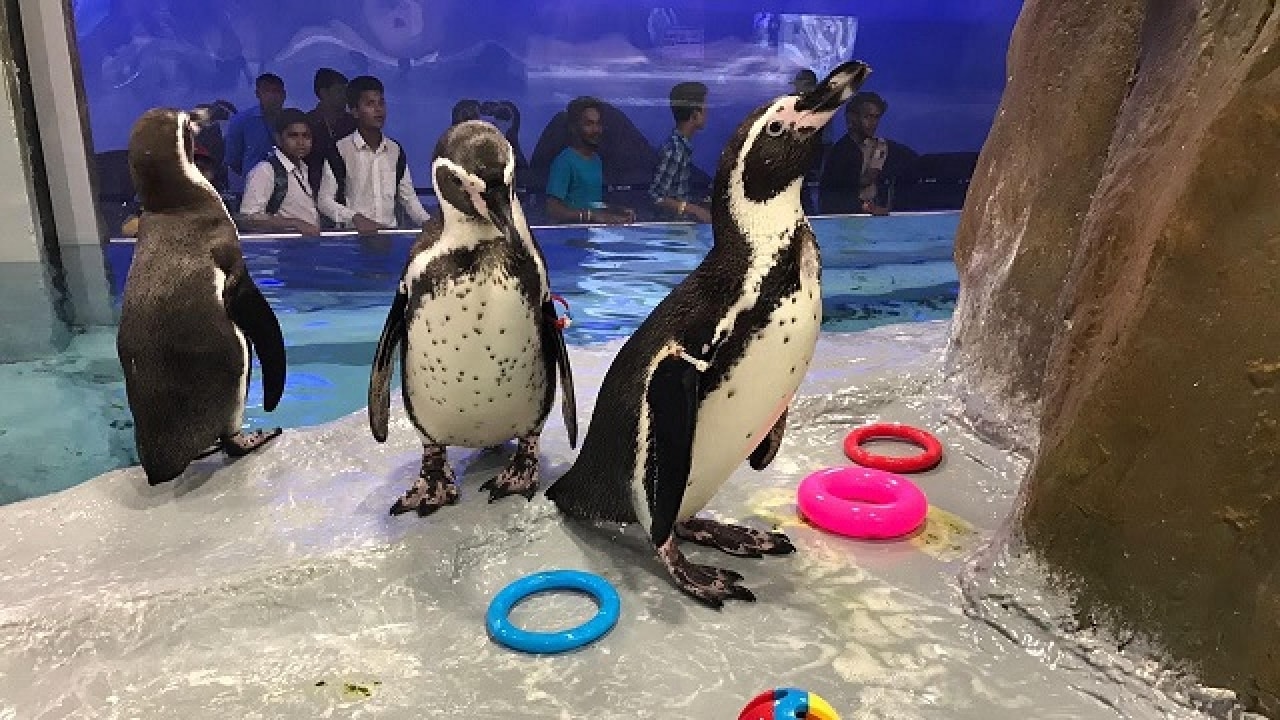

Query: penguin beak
794 60 871 115
483 184 517 242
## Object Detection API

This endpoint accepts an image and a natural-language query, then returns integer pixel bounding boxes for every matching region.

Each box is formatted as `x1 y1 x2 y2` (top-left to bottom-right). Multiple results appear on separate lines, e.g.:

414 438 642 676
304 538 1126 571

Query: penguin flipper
542 300 578 448
225 270 287 412
645 352 702 549
748 406 788 470
368 289 408 443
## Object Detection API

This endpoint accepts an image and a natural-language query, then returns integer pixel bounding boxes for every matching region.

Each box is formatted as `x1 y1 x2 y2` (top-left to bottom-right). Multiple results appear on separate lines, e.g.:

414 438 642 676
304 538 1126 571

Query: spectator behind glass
649 81 711 223
452 99 482 124
819 92 911 216
306 68 357 192
317 75 431 236
545 96 634 225
238 108 322 236
481 100 529 189
224 73 286 181
791 68 817 94
189 100 235 192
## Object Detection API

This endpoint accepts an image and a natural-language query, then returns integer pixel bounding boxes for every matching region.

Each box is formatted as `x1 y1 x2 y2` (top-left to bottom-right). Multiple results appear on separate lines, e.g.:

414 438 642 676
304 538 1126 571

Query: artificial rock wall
949 0 1280 712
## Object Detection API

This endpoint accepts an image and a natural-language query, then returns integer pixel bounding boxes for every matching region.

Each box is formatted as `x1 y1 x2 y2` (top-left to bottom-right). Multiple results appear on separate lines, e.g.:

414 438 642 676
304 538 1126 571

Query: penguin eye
766 120 785 137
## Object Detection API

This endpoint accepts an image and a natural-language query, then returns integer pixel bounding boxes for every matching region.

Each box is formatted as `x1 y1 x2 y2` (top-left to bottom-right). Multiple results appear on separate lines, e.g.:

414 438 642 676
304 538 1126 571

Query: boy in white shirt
237 108 322 235
317 75 430 236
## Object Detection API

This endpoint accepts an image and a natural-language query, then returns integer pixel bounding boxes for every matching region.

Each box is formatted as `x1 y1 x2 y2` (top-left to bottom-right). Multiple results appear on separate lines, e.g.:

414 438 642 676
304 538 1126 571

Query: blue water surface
0 213 958 504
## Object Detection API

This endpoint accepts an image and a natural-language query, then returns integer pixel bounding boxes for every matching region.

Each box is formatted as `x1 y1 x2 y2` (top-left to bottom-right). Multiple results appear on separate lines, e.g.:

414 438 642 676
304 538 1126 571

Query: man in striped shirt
649 81 712 224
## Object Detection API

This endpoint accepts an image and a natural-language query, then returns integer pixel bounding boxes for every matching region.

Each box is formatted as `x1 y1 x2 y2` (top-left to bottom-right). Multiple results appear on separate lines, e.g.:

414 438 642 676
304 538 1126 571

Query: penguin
545 62 870 607
369 120 576 516
117 108 287 485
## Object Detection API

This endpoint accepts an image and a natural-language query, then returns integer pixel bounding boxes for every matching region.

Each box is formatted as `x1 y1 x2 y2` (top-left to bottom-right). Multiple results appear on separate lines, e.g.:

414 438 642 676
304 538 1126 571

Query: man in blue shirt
545 96 634 225
649 81 711 223
225 73 287 183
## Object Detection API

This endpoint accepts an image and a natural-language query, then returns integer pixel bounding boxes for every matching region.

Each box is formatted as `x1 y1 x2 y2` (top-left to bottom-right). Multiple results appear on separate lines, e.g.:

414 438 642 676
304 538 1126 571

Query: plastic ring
486 570 620 654
843 422 942 473
738 687 841 719
797 466 928 539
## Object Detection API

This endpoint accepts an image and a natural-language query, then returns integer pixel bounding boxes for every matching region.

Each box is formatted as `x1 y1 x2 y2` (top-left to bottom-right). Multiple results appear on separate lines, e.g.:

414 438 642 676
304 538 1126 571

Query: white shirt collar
350 132 388 153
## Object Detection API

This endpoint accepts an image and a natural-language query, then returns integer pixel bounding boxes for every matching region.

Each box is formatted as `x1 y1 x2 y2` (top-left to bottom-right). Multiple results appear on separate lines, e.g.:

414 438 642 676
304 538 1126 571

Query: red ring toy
843 422 942 473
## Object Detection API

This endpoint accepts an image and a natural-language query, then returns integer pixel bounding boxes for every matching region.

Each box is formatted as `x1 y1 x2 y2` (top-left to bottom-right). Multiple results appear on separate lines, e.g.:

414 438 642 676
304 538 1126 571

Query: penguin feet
390 445 459 517
674 517 796 558
479 435 540 503
221 428 283 457
657 537 756 608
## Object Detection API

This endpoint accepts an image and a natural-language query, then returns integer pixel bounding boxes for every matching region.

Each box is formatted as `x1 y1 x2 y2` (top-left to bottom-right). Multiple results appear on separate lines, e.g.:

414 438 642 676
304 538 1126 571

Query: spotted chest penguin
369 120 576 516
545 62 870 607
117 108 287 485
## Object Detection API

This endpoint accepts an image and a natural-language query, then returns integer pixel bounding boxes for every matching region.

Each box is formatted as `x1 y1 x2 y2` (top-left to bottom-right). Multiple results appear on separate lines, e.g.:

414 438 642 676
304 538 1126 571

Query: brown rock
947 0 1145 448
951 0 1280 713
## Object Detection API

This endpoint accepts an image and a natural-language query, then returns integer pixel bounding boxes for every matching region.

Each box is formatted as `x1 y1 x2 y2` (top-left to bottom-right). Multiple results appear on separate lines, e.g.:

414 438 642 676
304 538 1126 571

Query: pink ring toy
797 466 928 539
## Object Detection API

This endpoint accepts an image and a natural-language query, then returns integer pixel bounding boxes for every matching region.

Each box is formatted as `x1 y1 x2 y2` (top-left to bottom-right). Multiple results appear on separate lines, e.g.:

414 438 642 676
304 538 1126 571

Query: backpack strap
328 147 348 206
264 153 288 215
395 144 407 187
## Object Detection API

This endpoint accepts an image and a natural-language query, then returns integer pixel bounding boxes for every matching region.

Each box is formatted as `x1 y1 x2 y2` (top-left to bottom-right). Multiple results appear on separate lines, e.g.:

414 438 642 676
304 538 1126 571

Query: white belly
678 282 822 519
403 276 548 447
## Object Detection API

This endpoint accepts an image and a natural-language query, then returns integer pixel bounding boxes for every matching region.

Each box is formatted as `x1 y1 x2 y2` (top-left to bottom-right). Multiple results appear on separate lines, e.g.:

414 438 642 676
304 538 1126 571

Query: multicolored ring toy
486 569 620 654
738 687 840 719
843 422 942 473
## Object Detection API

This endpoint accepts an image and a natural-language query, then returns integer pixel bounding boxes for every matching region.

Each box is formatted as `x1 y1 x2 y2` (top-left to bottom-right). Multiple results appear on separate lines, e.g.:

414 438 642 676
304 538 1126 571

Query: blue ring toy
486 570 620 654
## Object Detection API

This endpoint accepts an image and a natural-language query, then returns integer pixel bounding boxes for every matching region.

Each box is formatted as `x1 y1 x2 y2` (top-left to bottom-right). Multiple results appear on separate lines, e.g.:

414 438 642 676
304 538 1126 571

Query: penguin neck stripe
174 111 220 200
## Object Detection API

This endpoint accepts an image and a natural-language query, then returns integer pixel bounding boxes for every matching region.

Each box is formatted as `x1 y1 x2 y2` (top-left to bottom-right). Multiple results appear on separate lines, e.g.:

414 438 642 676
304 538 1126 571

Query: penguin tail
544 465 635 524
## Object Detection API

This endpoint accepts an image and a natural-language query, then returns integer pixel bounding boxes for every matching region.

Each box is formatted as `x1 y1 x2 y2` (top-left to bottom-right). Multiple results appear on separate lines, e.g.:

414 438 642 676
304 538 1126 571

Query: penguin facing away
117 108 287 485
369 120 576 516
545 62 870 607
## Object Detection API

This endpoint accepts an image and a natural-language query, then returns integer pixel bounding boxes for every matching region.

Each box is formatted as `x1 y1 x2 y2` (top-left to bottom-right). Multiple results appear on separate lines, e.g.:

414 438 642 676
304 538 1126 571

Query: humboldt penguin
117 108 286 485
545 62 870 606
369 120 576 516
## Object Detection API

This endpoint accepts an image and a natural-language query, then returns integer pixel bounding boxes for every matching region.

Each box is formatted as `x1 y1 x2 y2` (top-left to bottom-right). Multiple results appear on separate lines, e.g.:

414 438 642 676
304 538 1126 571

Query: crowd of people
124 65 913 237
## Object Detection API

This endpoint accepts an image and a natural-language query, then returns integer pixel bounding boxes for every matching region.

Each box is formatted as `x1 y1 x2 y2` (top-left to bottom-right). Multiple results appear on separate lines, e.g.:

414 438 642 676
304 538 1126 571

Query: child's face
278 122 313 162
352 90 386 131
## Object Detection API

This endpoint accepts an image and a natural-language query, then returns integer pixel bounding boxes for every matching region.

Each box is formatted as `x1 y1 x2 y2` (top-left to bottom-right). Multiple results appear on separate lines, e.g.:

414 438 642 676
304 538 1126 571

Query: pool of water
0 213 958 505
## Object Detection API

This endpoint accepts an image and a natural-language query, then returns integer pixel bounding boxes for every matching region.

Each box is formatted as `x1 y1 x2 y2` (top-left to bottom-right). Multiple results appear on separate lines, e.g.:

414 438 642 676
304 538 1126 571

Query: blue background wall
72 0 1022 190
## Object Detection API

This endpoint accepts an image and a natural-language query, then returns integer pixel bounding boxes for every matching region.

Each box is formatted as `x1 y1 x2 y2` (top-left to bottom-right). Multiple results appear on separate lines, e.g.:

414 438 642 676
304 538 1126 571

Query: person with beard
544 96 634 225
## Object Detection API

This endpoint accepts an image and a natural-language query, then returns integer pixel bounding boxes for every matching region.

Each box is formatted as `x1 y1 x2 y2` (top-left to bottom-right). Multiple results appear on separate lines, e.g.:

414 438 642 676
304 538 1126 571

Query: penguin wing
368 287 408 443
224 268 287 412
748 406 788 470
645 351 703 546
542 299 578 448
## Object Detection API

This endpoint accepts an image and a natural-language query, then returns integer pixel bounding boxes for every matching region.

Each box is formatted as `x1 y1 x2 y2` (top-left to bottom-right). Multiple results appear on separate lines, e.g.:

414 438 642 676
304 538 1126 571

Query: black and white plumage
117 108 287 485
545 62 870 607
369 120 576 516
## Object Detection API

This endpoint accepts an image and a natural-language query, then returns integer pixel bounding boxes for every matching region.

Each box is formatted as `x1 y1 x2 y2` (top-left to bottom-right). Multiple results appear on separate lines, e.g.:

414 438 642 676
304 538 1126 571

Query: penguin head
127 108 220 212
718 61 871 207
432 120 519 240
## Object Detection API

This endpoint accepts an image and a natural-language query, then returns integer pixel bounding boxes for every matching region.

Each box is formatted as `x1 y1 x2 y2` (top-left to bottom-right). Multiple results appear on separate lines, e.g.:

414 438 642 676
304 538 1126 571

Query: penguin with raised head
117 108 287 485
545 62 870 607
369 120 576 516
